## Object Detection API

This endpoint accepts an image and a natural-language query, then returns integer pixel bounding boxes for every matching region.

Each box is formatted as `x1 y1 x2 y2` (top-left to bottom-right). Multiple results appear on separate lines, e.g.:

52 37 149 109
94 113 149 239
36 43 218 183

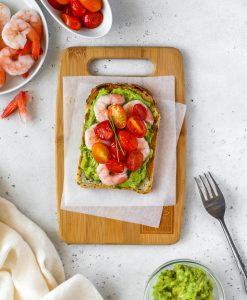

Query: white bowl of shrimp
0 0 49 95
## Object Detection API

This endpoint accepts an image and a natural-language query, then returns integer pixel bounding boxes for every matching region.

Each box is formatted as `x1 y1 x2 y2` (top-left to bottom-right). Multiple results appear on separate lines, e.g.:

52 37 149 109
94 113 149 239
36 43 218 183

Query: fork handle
219 218 247 293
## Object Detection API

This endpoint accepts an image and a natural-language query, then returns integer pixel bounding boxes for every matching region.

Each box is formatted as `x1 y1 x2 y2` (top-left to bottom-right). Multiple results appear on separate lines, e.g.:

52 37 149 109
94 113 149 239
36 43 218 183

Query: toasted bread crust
76 83 160 194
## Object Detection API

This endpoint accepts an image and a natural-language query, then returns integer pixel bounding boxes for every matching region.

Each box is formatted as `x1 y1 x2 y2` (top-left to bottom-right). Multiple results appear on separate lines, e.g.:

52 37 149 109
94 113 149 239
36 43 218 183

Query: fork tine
208 172 223 196
204 173 216 197
194 177 207 204
199 175 210 200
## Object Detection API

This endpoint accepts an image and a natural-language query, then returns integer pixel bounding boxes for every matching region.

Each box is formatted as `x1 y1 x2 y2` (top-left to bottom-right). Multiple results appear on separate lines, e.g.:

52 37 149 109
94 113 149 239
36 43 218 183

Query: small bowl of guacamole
144 259 225 300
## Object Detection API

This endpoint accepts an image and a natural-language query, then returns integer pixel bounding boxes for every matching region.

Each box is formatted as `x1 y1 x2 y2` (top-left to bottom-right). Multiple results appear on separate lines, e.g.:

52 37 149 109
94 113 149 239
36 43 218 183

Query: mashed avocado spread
81 88 156 188
152 264 214 300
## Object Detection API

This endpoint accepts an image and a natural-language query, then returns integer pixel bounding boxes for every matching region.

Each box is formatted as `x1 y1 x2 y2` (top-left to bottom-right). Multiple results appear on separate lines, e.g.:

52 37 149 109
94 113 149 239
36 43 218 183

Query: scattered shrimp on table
84 124 110 150
1 90 30 122
0 46 34 76
2 19 40 60
137 137 150 160
0 3 11 49
94 94 125 122
97 164 128 186
123 100 154 124
0 92 19 119
18 90 29 122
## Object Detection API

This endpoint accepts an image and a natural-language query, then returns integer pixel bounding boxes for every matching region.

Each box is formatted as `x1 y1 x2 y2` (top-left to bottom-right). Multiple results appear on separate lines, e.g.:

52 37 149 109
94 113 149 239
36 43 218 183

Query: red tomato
61 13 82 30
108 104 127 129
109 140 126 161
126 116 146 138
56 0 70 4
126 150 144 171
118 130 138 152
82 11 103 29
94 120 113 141
106 159 125 173
133 103 147 120
70 0 87 17
48 0 65 10
92 142 111 163
79 0 102 12
63 5 72 14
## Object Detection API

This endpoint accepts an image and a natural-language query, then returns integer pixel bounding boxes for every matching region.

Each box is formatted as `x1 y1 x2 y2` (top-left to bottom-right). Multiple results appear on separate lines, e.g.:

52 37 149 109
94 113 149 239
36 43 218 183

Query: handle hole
88 59 155 76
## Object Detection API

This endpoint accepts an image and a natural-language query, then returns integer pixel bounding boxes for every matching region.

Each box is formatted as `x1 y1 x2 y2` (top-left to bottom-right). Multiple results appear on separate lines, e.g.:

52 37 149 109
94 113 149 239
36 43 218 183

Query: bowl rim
144 258 225 300
40 0 112 39
0 0 49 95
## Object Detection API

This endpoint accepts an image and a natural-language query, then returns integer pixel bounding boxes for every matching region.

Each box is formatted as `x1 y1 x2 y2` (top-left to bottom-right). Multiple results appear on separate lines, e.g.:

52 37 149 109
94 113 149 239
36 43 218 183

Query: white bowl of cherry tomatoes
41 0 112 38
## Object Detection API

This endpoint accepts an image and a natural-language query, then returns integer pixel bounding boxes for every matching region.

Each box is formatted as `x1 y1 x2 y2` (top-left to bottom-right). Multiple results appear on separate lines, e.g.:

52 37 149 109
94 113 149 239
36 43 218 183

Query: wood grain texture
55 47 186 244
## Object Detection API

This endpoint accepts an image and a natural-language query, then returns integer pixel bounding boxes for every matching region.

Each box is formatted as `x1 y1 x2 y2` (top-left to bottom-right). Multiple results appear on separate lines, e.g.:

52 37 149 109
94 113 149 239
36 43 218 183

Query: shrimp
0 65 6 88
11 10 43 38
84 124 110 150
0 3 11 49
2 19 40 60
1 90 30 121
137 138 150 160
18 91 29 122
94 94 125 122
123 100 154 124
1 93 19 119
97 164 128 186
0 47 34 76
0 4 10 26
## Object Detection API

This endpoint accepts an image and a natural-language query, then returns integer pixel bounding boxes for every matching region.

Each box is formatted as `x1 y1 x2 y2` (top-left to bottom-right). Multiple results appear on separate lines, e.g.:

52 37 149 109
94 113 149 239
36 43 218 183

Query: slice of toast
76 83 160 194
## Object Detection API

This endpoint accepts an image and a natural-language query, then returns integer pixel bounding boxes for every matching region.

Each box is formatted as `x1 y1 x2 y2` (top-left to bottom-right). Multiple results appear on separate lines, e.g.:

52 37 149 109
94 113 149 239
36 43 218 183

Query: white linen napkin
0 197 103 300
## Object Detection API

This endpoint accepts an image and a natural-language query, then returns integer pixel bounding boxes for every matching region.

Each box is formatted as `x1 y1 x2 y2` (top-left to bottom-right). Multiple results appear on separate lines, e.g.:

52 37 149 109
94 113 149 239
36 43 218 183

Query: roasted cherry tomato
126 150 143 171
82 11 103 29
79 0 102 12
133 103 147 120
48 0 66 10
106 159 125 173
108 104 127 129
94 120 113 141
70 0 87 17
126 116 146 138
92 142 111 163
109 140 126 161
56 0 70 4
63 4 72 14
61 13 82 30
118 130 138 152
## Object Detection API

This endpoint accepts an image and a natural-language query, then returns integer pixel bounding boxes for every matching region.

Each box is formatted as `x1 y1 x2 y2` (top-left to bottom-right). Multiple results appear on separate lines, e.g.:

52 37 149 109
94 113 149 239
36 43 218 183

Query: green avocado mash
81 87 156 188
80 146 100 182
152 264 214 300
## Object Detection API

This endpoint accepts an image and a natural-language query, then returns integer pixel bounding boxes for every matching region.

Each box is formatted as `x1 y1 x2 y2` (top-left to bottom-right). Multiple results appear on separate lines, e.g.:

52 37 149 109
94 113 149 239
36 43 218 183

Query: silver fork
195 172 247 293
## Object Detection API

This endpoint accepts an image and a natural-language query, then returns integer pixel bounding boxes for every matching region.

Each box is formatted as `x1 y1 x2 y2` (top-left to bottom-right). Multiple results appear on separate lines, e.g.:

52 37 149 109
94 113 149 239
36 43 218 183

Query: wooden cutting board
55 47 186 244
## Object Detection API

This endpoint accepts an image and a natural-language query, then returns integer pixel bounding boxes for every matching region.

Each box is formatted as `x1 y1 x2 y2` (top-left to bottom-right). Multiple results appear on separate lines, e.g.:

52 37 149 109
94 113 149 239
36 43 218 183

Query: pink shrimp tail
18 91 30 122
27 28 40 61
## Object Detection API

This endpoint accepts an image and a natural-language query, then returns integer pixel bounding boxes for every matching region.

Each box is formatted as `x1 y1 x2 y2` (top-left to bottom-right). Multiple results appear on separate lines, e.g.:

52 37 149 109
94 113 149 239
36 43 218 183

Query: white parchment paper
61 76 186 226
61 101 186 227
62 76 180 207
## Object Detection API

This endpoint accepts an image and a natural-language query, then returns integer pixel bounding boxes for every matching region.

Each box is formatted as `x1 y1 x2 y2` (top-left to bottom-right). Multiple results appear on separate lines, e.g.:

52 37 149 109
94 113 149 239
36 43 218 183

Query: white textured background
1 0 247 299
